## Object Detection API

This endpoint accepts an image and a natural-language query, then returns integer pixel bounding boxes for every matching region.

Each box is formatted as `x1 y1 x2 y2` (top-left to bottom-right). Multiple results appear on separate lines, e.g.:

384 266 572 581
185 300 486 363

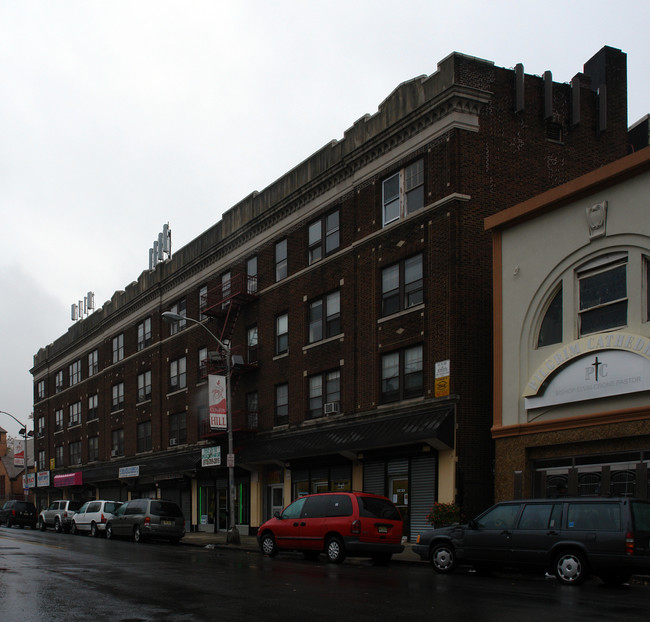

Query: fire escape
199 272 259 439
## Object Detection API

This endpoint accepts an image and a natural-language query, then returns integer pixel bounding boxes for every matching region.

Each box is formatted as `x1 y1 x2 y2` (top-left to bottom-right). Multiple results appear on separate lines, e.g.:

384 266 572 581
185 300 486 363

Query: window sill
378 303 424 324
166 388 189 398
303 333 344 352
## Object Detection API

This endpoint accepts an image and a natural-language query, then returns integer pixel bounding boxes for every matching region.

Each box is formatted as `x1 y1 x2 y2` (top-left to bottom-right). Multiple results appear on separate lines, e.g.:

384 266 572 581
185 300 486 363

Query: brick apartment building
31 46 630 539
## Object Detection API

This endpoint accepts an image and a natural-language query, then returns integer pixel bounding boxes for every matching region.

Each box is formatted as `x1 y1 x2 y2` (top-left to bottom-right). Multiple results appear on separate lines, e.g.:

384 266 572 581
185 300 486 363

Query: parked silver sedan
71 500 122 537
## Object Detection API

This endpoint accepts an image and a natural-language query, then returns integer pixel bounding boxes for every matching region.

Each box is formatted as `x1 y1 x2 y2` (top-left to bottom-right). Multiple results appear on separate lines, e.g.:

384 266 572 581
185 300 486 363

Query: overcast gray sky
1 0 648 438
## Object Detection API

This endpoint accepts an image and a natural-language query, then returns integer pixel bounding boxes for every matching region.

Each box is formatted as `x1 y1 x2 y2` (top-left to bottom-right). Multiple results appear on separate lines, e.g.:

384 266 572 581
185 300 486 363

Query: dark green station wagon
414 497 650 585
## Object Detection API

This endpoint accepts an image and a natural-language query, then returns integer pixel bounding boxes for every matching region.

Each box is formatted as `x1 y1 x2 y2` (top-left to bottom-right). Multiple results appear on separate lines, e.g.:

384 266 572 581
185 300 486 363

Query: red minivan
257 491 404 563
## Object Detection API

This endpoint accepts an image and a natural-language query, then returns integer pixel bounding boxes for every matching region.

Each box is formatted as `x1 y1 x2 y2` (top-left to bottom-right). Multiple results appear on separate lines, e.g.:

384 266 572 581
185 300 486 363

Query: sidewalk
181 530 425 564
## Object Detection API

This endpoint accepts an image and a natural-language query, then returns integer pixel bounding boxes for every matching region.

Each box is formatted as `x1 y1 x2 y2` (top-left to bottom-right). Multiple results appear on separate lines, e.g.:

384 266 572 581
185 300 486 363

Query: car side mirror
273 511 281 519
468 518 477 529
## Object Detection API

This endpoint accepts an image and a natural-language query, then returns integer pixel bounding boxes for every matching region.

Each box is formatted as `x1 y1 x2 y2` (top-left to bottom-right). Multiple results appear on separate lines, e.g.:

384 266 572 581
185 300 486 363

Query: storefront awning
238 406 455 464
80 449 202 485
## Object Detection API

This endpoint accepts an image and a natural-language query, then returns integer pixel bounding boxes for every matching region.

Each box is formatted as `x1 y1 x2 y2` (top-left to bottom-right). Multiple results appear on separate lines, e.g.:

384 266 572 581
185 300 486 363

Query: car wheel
260 532 278 557
71 522 78 535
105 524 114 540
134 525 144 543
39 518 46 531
6 518 12 529
326 536 346 564
554 550 588 585
54 517 62 533
90 522 99 538
430 542 457 573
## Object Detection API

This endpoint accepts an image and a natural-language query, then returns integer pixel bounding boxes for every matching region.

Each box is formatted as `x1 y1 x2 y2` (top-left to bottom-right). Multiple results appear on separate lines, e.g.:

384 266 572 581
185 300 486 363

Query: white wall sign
525 349 650 409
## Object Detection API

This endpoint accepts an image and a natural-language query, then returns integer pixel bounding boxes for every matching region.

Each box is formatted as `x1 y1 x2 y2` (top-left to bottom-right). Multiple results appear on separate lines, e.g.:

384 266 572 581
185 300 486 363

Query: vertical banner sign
13 439 25 467
209 374 228 430
435 360 450 398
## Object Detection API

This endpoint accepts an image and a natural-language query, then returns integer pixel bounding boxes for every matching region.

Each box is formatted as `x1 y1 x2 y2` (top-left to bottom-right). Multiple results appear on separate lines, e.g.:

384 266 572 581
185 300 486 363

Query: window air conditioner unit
169 437 177 446
111 449 118 457
324 401 340 415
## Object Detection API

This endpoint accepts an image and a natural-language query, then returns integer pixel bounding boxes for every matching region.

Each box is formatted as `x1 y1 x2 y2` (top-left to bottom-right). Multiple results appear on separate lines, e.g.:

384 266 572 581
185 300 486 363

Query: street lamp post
161 312 240 545
0 410 30 501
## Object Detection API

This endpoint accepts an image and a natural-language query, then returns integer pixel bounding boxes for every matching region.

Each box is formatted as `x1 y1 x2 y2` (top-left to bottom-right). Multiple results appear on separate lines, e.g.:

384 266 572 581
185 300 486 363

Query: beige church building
486 147 650 502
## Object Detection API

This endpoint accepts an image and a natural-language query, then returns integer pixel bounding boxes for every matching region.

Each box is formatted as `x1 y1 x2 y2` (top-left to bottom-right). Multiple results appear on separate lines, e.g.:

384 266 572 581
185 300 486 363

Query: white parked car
71 500 123 537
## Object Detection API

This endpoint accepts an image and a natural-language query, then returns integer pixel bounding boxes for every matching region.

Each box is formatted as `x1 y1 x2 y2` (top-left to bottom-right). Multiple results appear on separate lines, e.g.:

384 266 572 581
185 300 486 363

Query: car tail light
63 511 68 519
145 516 151 526
625 531 635 556
11 510 16 517
351 519 361 535
100 514 106 524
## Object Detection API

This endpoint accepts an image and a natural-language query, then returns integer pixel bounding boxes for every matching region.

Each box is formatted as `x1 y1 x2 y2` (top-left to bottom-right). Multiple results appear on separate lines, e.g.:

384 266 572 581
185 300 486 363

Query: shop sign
24 472 36 488
53 472 83 487
208 374 228 430
202 446 221 467
13 439 24 467
119 465 140 478
37 471 51 487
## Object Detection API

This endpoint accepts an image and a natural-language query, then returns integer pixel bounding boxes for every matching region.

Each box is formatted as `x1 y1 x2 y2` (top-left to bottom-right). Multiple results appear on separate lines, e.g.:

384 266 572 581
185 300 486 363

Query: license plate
161 519 174 526
378 525 388 534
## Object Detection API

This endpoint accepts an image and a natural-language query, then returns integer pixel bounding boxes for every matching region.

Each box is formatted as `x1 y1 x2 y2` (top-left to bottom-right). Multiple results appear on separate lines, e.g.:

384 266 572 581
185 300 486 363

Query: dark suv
0 500 38 529
414 497 650 585
257 491 404 564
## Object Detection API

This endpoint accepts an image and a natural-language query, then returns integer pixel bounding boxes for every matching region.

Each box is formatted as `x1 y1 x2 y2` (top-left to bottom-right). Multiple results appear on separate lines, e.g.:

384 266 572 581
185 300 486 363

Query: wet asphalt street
1 525 649 622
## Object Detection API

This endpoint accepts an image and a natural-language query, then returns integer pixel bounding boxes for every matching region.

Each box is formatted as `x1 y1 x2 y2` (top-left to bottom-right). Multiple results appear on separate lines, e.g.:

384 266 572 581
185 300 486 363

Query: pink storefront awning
53 472 83 487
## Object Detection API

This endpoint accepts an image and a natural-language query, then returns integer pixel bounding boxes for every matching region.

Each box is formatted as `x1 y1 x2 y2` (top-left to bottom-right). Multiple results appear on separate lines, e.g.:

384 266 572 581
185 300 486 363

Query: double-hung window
169 299 187 334
169 412 187 446
55 370 64 393
276 313 288 355
137 421 152 453
112 334 124 363
37 380 46 400
69 441 82 465
198 346 208 379
308 369 341 419
69 401 81 426
275 384 289 426
88 349 99 377
87 394 98 421
137 317 152 350
169 357 187 392
112 382 125 411
309 210 340 264
382 159 424 226
382 254 423 316
308 291 341 343
275 239 287 282
578 254 628 336
138 370 152 402
247 325 259 364
247 256 258 294
112 429 124 456
88 437 99 462
381 344 423 402
55 408 63 431
69 360 82 386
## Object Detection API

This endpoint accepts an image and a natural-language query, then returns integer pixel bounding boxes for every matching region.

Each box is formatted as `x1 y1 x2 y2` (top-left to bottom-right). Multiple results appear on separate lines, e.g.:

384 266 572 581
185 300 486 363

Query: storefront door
268 484 284 519
390 476 409 537
199 485 228 532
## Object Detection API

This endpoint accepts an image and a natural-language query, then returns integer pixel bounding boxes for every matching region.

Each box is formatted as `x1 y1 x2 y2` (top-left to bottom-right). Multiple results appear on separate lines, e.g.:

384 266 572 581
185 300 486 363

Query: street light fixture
0 410 31 501
161 311 240 545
